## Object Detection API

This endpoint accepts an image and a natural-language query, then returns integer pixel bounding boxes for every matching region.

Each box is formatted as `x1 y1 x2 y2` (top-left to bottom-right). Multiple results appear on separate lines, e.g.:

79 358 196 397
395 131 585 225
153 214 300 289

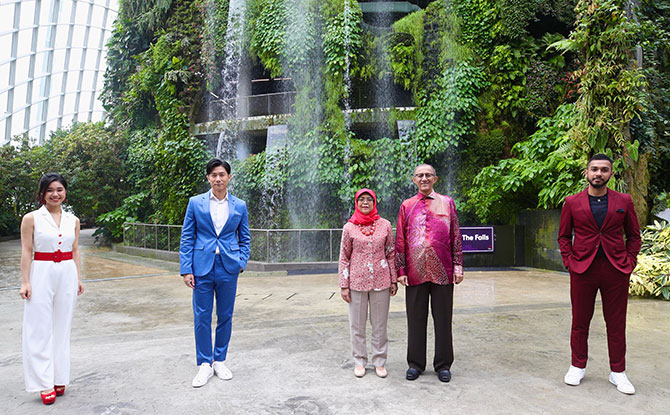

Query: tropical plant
467 104 582 223
0 138 48 235
630 220 670 299
551 0 649 221
44 122 129 224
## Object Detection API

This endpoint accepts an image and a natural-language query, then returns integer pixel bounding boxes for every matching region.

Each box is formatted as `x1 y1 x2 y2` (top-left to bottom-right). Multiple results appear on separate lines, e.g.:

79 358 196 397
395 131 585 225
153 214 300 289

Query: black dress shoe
406 368 421 381
438 369 451 383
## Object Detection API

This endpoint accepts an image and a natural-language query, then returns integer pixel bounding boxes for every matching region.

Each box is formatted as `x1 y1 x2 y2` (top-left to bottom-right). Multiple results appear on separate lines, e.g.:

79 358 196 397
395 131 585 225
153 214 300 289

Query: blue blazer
179 191 251 276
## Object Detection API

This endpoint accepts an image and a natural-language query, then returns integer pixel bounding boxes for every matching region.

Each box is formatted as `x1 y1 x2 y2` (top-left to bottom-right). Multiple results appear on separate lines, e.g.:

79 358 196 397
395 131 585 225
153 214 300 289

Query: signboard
461 226 494 253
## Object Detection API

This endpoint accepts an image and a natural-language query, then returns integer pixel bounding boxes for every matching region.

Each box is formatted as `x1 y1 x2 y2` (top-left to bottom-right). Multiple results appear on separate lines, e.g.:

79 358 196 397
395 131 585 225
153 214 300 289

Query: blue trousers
193 255 239 365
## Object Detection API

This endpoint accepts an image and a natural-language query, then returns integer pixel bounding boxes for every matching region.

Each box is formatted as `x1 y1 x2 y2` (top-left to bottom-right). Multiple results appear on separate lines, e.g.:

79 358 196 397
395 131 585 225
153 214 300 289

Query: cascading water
209 1 423 235
282 0 324 230
214 0 247 161
261 125 287 260
343 0 353 129
342 0 354 215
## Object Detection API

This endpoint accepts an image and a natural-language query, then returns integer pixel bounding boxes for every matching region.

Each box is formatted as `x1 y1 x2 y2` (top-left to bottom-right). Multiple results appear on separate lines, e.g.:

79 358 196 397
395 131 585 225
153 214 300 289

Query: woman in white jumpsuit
19 173 83 405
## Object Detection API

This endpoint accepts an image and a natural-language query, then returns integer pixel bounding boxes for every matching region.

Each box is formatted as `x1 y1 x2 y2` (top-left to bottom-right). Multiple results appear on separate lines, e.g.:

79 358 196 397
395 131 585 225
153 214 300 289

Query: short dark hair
206 158 231 175
587 153 613 167
36 173 67 205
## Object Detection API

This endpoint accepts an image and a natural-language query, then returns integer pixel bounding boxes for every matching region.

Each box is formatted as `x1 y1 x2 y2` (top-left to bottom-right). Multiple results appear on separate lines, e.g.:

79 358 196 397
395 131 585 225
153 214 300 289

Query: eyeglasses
413 173 435 179
358 197 374 203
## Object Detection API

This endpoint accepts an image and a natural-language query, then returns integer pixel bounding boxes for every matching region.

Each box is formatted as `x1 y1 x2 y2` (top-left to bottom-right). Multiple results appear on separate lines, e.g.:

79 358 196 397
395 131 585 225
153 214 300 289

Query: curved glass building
1 0 118 144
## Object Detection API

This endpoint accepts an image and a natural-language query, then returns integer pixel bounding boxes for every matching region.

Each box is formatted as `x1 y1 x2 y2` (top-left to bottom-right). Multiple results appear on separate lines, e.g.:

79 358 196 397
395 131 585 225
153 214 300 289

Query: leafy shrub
525 60 563 119
414 61 488 158
0 138 48 235
390 9 425 95
0 123 128 233
0 212 20 236
630 221 670 299
248 0 287 78
323 2 363 78
45 122 129 224
467 104 582 223
497 0 540 41
96 191 151 241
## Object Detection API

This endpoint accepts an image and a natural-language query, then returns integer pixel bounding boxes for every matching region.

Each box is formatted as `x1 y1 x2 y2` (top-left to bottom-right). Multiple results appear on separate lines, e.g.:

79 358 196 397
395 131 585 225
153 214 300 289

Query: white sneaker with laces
609 371 635 395
564 365 586 386
192 364 213 388
213 361 233 380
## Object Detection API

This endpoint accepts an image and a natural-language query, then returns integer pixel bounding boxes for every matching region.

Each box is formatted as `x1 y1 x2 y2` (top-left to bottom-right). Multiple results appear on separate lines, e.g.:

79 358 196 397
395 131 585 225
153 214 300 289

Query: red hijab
348 188 381 225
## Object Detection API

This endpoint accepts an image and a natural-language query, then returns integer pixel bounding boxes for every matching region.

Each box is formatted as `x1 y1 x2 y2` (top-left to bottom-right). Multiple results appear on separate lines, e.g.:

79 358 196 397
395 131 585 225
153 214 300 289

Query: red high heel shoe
54 385 66 396
40 390 56 405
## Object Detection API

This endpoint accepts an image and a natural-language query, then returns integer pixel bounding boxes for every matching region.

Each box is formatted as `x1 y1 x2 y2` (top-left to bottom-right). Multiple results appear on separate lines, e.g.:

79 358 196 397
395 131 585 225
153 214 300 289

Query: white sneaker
564 365 586 386
212 361 233 380
609 371 635 395
192 364 213 388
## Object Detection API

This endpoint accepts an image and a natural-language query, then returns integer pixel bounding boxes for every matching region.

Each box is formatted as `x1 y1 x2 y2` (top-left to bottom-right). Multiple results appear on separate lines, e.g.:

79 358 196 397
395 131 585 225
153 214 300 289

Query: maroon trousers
570 255 630 372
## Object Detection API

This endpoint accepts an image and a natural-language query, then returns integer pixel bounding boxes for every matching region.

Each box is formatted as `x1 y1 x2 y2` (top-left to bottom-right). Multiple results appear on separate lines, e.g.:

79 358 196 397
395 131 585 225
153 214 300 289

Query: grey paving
1 233 669 414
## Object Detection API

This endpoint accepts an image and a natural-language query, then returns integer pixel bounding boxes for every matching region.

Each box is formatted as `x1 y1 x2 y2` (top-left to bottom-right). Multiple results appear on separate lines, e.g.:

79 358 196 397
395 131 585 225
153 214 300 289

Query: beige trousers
348 289 390 367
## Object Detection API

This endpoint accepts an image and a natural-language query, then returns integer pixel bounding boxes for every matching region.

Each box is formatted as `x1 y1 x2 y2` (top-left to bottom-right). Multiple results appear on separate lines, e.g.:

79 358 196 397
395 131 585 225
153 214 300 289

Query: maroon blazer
558 189 641 275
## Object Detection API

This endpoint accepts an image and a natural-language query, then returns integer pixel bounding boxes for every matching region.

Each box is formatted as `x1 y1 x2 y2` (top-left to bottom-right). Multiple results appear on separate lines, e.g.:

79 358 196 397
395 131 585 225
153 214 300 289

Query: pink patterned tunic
395 191 463 286
338 219 398 291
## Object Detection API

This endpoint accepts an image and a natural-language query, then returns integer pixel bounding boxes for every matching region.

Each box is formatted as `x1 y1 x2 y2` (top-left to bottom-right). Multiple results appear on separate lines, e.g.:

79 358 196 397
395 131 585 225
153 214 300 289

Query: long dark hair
36 173 68 206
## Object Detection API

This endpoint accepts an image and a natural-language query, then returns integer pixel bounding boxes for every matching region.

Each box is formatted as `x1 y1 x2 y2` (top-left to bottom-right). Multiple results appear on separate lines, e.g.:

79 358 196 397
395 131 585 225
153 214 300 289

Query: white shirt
209 191 229 254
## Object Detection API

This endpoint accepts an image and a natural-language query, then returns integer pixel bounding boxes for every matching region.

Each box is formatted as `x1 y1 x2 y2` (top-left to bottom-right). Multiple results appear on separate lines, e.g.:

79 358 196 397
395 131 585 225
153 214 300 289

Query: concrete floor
1 231 669 414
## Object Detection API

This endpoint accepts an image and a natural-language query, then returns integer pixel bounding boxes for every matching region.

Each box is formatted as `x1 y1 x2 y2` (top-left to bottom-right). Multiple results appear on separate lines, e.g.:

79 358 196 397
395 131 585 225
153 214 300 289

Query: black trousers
406 282 454 372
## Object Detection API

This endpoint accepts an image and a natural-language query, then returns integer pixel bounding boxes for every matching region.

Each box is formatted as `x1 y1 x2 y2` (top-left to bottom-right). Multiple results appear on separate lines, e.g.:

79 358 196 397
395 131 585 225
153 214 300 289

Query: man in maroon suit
558 154 641 394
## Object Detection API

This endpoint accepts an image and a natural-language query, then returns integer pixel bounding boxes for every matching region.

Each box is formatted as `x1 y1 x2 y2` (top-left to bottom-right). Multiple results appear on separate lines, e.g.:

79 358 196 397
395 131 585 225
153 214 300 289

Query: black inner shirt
589 193 608 256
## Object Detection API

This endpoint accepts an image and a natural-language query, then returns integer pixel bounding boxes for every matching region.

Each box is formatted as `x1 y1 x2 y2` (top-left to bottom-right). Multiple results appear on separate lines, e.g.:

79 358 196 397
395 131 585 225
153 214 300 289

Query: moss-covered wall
518 209 564 271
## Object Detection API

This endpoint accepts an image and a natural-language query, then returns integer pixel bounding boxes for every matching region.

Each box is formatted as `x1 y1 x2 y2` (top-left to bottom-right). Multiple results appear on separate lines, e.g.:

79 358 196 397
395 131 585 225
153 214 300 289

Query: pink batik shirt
395 191 463 286
338 218 398 291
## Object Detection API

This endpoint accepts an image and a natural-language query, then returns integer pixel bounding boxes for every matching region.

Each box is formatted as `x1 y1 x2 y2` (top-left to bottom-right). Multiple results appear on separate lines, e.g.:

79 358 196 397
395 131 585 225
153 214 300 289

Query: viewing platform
1 231 668 413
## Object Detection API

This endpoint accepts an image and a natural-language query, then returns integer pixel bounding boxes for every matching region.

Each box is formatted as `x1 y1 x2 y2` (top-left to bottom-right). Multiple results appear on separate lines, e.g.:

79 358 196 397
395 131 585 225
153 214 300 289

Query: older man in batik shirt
395 164 464 383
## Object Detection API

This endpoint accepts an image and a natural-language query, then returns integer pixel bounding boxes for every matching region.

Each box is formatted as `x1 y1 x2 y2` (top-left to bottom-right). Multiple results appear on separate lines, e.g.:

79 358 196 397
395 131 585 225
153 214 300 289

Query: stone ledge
114 245 336 274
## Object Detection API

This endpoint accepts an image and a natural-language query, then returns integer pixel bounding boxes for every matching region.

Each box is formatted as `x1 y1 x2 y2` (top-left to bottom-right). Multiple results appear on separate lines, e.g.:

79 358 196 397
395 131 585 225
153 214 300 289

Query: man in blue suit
180 158 250 387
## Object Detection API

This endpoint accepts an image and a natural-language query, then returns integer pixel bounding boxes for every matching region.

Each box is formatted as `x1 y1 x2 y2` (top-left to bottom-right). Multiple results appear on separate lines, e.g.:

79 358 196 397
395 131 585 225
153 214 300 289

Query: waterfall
342 0 354 215
343 0 352 129
215 0 247 161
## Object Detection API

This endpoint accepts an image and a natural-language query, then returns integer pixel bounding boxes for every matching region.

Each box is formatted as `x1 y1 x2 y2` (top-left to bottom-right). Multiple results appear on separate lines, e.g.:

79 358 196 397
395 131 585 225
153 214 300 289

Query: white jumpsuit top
23 205 78 392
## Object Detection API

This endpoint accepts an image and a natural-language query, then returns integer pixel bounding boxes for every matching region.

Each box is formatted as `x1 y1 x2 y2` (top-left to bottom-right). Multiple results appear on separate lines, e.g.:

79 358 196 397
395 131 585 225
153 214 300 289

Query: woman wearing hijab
338 188 399 378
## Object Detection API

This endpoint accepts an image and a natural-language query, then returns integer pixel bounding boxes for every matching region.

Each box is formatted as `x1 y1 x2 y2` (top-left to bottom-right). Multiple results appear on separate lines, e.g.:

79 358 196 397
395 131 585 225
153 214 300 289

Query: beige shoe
354 366 366 377
375 366 387 378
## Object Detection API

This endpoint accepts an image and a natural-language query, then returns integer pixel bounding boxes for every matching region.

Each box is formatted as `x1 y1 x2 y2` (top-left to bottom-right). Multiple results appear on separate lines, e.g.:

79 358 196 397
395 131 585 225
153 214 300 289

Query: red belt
34 250 73 263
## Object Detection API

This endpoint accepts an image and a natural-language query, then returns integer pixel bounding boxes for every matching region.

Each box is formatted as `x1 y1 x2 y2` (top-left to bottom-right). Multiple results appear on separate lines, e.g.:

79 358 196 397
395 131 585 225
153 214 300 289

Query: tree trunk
623 149 650 227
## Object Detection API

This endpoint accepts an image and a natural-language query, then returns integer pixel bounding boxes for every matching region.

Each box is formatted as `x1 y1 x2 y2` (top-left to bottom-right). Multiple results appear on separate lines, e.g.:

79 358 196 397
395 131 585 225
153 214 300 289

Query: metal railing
122 222 343 263
123 223 184 253
209 91 298 118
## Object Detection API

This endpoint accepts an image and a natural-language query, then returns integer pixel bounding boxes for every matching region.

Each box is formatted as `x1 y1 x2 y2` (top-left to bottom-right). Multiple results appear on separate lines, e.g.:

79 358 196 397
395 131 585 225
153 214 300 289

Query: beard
588 177 609 188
